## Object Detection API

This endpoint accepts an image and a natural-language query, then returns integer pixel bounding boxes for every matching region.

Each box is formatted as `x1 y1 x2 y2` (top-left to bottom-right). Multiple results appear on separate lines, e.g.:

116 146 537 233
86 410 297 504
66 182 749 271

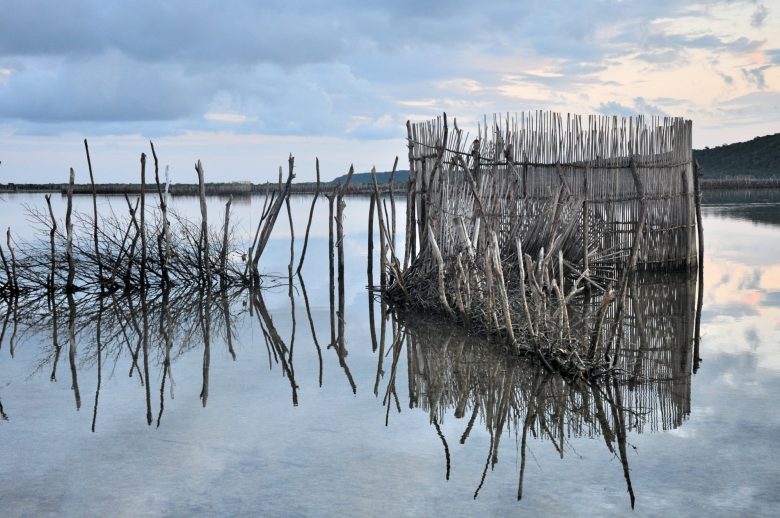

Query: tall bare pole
84 139 103 290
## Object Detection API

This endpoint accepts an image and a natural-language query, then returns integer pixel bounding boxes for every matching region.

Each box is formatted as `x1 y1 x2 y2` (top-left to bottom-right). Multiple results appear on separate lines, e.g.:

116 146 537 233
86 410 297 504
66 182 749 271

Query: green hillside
693 133 780 178
331 170 410 184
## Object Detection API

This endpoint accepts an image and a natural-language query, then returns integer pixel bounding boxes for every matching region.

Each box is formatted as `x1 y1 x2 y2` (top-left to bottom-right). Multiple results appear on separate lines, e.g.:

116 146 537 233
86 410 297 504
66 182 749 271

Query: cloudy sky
0 0 778 182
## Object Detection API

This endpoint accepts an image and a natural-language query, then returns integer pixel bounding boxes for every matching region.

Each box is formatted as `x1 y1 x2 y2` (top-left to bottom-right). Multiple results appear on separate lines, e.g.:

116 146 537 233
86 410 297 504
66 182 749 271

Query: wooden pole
6 229 17 295
150 142 170 288
45 194 57 292
139 154 148 289
221 195 233 286
65 168 76 293
296 157 321 275
195 160 210 285
84 139 103 289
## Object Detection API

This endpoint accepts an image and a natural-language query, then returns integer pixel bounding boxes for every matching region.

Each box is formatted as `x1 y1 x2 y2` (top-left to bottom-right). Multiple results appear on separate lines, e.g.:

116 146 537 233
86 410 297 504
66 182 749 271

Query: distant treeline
693 133 780 178
0 181 407 196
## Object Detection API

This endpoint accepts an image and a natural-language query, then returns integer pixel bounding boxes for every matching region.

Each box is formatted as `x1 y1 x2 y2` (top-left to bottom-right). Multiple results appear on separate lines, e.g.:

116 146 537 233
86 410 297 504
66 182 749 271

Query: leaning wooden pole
150 142 170 289
296 158 321 275
84 139 103 290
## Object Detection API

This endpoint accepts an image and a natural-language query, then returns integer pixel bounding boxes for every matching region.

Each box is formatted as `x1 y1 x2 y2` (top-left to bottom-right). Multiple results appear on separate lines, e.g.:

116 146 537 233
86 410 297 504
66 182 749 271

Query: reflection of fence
400 271 695 437
380 270 696 505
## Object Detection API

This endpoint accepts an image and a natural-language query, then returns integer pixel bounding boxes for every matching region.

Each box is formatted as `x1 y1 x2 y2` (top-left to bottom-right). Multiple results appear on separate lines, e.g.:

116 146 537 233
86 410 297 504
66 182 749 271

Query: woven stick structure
382 112 699 376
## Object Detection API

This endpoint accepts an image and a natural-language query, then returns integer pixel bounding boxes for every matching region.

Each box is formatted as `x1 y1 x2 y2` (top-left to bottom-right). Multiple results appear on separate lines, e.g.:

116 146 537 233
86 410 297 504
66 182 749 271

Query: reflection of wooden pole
141 287 152 425
298 273 323 387
198 286 211 407
91 295 103 432
693 160 704 372
156 285 173 427
288 279 298 406
67 292 80 410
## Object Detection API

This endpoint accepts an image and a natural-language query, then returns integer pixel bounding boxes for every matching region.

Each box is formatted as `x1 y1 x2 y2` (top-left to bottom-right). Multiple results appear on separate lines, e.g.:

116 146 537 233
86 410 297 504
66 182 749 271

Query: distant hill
331 170 410 185
693 133 780 178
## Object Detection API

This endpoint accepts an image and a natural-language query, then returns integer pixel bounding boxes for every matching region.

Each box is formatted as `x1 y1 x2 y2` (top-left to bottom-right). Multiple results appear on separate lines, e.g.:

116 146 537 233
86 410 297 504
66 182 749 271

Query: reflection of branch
609 379 636 509
91 296 103 433
298 274 323 387
251 288 298 405
67 292 81 410
387 303 690 506
432 417 451 481
198 287 211 408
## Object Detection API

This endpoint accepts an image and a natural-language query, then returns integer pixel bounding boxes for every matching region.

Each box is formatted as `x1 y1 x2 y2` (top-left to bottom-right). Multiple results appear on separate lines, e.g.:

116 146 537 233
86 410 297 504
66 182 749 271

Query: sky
0 0 778 183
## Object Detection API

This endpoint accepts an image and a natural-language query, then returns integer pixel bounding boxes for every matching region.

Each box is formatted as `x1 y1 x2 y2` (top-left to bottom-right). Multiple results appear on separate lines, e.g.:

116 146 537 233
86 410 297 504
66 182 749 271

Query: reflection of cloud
702 213 780 371
738 269 763 291
745 327 760 351
762 291 780 307
751 4 769 28
702 303 759 322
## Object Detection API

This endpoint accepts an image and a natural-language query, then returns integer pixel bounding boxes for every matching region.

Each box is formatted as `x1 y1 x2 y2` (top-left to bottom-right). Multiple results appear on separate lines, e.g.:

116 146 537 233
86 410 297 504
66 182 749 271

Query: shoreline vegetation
2 176 779 196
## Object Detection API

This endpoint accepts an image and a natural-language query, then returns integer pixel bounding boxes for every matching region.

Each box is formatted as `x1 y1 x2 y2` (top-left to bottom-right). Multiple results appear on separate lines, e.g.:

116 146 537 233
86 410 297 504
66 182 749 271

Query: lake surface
1 190 779 516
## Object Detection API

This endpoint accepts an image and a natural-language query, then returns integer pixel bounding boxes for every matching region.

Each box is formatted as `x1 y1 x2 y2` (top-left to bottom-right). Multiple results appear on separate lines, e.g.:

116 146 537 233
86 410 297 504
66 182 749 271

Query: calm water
0 190 779 516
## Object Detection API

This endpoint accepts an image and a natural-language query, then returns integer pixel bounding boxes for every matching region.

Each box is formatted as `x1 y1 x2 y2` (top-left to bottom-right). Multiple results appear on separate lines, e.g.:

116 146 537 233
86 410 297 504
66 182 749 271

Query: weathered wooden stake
84 139 103 289
296 157 321 275
195 160 210 285
65 168 76 293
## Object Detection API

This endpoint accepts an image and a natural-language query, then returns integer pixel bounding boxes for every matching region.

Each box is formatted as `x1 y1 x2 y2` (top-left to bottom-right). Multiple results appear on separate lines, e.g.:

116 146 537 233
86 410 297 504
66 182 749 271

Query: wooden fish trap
377 111 700 376
403 111 696 273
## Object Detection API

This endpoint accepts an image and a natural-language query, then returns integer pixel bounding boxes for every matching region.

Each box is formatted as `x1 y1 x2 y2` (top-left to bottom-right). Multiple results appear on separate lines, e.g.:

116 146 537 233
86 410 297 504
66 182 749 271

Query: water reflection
373 270 697 507
0 269 698 510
